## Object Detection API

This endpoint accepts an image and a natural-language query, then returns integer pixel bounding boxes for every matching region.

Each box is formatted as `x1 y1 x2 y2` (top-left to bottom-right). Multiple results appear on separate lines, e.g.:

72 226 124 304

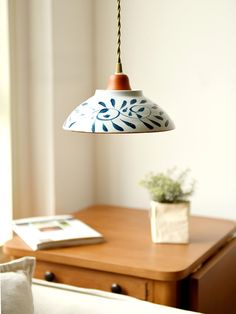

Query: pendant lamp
63 0 175 134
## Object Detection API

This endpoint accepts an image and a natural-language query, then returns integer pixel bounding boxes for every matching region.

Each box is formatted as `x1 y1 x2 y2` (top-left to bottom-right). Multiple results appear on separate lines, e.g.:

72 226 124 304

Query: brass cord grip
116 63 123 74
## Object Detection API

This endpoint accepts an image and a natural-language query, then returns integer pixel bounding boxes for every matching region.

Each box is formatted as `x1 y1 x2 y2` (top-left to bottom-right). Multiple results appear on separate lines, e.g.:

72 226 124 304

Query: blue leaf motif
98 102 106 107
82 102 88 106
137 114 142 119
69 122 76 128
104 114 110 118
110 99 116 107
140 100 147 104
128 112 132 116
121 119 136 129
120 100 127 109
99 108 109 113
149 119 161 127
138 107 145 112
142 121 154 130
165 120 169 127
155 115 164 120
92 122 96 132
112 122 124 131
103 124 108 132
123 108 128 112
130 99 137 104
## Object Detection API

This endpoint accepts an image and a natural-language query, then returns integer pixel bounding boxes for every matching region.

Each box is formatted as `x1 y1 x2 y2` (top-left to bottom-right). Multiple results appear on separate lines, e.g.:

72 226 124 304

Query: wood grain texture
4 205 236 282
34 260 151 300
189 238 236 314
153 280 182 307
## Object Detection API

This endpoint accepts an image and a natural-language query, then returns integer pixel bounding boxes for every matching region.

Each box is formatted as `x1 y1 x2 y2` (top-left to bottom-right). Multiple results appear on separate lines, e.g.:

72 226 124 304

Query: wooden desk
4 205 236 313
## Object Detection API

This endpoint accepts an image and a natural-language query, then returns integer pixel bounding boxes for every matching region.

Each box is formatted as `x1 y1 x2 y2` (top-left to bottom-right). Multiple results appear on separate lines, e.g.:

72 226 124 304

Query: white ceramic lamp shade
63 89 175 134
63 0 175 134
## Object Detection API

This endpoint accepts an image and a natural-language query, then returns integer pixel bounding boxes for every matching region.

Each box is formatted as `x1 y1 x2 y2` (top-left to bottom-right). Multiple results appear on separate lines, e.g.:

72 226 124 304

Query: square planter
150 201 190 244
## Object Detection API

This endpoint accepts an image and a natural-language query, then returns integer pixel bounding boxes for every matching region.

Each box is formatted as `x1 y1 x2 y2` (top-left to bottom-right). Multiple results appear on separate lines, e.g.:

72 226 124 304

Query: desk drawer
35 261 152 301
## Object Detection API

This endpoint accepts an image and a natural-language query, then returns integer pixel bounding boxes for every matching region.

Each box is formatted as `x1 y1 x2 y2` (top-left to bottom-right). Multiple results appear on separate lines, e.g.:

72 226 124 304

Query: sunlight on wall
0 0 13 245
94 0 236 220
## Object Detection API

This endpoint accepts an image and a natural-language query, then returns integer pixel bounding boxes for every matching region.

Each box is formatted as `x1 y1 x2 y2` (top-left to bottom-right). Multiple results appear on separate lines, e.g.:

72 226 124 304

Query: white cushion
0 256 35 314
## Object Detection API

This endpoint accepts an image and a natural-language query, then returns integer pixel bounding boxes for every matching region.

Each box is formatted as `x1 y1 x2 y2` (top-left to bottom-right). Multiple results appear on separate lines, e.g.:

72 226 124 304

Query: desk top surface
4 205 236 281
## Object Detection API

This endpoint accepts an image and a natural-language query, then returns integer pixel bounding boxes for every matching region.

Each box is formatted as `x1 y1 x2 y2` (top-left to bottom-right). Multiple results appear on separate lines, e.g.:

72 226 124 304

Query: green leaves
140 168 195 203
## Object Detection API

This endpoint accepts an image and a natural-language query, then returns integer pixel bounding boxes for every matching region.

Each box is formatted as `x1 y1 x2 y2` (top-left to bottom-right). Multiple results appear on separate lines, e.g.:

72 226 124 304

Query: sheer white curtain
3 0 95 222
0 0 95 239
0 0 12 245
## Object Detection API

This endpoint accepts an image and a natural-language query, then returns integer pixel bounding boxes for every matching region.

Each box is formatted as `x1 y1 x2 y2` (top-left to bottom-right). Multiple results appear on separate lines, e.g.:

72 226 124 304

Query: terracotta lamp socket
107 73 132 90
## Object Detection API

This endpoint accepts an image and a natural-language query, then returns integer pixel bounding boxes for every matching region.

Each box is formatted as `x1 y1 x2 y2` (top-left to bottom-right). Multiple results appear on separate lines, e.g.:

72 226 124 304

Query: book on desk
13 215 104 250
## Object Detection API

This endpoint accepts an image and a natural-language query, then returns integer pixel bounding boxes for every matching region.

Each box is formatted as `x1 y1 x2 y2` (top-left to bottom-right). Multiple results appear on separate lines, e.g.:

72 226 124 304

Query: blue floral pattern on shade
88 98 168 132
63 96 173 133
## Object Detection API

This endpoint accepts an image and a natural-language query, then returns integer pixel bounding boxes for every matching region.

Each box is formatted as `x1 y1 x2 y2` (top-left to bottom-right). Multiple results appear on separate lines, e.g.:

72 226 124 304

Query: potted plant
140 168 195 244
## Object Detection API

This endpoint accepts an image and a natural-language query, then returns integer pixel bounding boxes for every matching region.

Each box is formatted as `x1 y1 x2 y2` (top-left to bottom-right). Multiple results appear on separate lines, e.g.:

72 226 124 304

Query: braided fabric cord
116 0 122 72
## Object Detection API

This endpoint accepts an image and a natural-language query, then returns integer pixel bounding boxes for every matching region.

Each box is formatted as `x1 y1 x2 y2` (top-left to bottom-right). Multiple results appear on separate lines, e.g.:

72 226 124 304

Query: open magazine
13 215 104 250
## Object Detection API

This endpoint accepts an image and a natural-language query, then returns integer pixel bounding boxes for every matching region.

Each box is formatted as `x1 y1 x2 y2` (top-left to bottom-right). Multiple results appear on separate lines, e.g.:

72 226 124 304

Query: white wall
94 0 236 219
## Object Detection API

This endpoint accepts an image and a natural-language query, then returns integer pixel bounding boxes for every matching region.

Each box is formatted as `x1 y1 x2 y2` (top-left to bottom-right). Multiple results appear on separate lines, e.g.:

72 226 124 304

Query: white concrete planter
150 201 190 244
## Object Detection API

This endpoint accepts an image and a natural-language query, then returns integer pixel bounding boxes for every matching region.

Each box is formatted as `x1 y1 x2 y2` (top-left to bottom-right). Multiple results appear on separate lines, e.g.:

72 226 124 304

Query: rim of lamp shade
63 89 175 134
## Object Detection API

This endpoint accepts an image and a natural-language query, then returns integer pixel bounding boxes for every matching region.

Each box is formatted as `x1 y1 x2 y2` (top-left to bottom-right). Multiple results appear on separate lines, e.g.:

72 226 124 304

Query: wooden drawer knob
111 283 122 294
44 271 55 282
